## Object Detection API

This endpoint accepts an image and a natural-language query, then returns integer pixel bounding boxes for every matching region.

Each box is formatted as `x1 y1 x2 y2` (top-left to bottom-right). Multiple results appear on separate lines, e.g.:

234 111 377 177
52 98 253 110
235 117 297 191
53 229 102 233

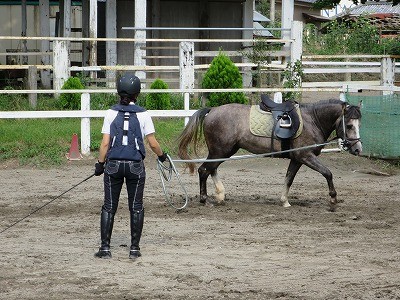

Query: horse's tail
177 107 211 173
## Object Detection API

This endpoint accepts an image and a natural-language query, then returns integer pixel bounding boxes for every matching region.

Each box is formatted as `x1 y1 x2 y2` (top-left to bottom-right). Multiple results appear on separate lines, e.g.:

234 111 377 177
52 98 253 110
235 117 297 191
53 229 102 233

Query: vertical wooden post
281 0 294 63
53 40 70 96
60 0 71 37
344 57 351 83
27 66 38 108
106 0 117 88
290 21 303 63
270 0 276 25
81 93 91 156
242 0 253 88
290 21 303 90
179 42 194 125
135 0 147 81
21 0 28 65
39 0 51 89
89 0 98 83
381 57 395 96
81 0 90 72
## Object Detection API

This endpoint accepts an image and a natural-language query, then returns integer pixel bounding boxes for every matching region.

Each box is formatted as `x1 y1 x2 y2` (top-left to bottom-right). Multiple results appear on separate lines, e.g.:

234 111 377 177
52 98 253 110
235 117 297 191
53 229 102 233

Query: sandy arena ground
0 151 399 299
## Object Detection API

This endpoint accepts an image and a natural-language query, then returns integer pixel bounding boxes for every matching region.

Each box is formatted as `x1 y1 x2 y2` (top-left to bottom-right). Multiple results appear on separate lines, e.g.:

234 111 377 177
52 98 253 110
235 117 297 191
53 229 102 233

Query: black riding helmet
117 73 141 97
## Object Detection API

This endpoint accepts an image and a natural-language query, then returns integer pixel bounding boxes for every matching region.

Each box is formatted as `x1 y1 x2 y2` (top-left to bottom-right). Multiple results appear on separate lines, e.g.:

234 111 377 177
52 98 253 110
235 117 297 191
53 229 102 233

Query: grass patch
0 117 186 167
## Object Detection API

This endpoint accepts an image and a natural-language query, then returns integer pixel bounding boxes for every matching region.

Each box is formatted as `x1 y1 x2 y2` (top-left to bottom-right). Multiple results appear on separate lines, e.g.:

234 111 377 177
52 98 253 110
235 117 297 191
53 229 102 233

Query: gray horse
178 98 362 211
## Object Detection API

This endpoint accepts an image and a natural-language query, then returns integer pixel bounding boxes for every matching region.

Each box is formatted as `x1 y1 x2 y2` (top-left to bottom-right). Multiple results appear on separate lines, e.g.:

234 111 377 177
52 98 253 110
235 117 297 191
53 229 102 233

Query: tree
313 0 399 9
201 52 247 106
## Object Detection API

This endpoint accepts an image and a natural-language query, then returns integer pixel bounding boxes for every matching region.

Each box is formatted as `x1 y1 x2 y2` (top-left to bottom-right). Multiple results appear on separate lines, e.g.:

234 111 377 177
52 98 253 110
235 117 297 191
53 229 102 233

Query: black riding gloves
94 161 105 176
158 152 168 163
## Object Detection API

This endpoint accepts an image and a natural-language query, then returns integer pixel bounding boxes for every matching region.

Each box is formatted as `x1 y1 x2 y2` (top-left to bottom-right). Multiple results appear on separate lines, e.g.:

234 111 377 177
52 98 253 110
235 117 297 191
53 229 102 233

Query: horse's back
204 103 251 130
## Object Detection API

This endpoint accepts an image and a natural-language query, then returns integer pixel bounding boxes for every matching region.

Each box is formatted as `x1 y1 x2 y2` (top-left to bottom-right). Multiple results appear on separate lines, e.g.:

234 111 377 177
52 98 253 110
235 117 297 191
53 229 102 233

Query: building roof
296 0 318 4
336 1 400 17
253 22 274 37
303 12 331 22
334 2 400 35
254 10 270 22
253 10 273 37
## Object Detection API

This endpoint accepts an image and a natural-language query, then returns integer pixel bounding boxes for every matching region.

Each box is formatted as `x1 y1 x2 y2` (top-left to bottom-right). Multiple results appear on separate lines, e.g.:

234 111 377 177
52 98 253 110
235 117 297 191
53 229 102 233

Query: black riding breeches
102 160 146 214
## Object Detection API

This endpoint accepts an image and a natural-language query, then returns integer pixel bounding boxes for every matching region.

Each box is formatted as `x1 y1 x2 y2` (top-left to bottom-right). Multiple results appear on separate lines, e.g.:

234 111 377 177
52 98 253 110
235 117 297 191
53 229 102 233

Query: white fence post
281 0 294 62
291 21 303 63
179 41 194 125
381 57 395 96
81 93 91 156
134 0 147 82
53 40 70 96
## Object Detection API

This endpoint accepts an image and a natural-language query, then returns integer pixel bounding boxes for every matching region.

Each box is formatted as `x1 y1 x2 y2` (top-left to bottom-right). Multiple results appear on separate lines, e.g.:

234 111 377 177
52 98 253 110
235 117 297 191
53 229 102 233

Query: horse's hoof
205 201 214 208
207 197 220 206
282 203 291 208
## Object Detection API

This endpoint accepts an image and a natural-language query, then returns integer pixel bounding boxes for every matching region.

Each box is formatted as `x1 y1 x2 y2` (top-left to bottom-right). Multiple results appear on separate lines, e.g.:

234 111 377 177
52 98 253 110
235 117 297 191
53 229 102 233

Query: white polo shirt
101 104 155 139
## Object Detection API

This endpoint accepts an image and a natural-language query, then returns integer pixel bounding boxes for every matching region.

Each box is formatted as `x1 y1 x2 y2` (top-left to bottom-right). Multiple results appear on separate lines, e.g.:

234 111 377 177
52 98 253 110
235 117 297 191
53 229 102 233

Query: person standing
94 73 167 259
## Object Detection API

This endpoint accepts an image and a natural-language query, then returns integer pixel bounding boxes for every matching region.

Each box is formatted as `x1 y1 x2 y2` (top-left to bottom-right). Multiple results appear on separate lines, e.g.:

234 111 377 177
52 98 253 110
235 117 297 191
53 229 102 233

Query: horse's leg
301 155 337 211
198 162 223 204
280 159 302 208
198 163 210 204
211 170 225 203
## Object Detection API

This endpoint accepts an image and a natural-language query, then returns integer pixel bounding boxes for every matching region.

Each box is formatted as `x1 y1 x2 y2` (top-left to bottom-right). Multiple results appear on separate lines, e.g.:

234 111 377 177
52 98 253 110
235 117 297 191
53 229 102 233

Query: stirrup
279 113 292 128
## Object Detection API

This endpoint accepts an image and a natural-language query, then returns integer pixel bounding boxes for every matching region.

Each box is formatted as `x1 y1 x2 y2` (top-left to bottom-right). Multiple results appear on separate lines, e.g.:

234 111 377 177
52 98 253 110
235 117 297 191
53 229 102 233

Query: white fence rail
1 32 399 157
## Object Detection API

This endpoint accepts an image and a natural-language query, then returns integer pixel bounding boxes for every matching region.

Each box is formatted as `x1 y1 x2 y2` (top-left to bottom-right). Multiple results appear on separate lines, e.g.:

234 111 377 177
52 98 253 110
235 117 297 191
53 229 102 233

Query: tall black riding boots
94 209 114 259
129 209 144 259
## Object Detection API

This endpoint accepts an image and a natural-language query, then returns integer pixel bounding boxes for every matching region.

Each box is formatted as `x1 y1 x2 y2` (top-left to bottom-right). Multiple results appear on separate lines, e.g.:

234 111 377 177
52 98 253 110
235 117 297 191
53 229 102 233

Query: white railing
1 31 399 157
2 85 400 156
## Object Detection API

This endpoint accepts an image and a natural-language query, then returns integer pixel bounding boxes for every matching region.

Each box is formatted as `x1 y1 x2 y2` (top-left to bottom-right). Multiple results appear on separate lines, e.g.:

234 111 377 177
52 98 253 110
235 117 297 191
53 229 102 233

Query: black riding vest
106 104 147 161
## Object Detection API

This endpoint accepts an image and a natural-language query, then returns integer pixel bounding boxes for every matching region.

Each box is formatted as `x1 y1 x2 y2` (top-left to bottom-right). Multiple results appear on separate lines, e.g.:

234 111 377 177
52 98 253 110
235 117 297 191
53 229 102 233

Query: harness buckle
341 139 351 151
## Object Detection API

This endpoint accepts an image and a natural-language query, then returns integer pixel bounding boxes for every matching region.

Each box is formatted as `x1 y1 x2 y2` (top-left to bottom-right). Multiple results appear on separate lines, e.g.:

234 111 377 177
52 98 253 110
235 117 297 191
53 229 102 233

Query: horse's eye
346 125 353 130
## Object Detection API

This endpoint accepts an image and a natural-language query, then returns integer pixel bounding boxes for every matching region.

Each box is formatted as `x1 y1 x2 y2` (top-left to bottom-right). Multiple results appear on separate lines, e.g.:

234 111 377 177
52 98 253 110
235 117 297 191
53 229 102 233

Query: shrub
91 93 119 110
381 37 400 55
304 17 382 55
201 52 247 107
59 76 85 110
282 60 304 101
145 79 172 110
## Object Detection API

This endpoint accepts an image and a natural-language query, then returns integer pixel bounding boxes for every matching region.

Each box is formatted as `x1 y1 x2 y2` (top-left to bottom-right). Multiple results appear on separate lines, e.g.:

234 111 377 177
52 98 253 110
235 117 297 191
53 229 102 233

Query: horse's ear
358 100 363 108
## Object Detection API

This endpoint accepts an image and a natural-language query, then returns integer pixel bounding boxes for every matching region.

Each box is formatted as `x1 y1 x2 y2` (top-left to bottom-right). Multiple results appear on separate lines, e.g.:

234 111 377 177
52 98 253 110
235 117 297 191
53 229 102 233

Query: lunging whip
0 173 95 234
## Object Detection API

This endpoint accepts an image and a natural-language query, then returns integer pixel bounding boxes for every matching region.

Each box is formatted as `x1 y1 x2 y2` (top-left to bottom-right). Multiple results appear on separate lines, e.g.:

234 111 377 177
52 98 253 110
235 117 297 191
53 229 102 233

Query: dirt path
0 153 399 299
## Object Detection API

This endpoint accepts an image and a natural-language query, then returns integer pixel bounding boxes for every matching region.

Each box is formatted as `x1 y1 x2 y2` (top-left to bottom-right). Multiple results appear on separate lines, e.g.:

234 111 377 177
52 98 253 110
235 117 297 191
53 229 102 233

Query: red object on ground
66 133 83 160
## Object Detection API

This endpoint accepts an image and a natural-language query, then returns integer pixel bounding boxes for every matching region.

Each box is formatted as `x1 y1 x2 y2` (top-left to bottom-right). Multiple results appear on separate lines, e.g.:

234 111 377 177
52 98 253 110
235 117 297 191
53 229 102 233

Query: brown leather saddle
259 94 301 139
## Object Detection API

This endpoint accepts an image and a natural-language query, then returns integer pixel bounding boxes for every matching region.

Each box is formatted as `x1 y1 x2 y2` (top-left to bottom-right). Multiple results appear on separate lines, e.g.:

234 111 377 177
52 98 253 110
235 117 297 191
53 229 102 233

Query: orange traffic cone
66 133 83 160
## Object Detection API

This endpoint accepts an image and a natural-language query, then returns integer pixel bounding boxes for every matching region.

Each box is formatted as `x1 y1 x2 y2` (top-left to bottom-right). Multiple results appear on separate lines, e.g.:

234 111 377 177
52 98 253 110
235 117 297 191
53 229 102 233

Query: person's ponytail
120 96 131 105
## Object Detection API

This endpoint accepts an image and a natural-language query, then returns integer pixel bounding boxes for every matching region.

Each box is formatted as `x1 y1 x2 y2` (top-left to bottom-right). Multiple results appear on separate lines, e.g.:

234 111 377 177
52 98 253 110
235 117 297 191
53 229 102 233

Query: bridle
312 104 361 150
338 105 361 151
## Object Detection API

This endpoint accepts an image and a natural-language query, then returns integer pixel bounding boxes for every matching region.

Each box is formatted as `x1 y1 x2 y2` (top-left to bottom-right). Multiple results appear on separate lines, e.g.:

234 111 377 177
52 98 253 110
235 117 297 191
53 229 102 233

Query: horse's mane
299 98 344 109
300 98 361 119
